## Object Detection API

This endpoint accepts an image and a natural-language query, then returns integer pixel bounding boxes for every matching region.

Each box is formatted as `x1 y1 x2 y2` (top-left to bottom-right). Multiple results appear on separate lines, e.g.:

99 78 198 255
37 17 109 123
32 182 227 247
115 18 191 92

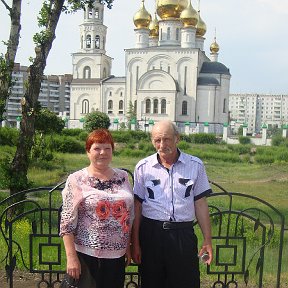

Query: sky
1 0 288 94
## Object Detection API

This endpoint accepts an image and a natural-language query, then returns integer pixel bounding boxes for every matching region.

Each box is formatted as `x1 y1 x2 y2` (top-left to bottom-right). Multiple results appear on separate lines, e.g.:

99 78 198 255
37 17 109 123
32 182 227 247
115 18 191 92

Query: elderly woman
60 129 134 288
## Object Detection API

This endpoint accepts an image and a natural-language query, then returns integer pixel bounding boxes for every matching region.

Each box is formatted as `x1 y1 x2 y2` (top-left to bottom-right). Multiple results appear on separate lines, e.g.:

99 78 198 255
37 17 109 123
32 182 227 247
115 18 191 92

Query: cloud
257 0 288 15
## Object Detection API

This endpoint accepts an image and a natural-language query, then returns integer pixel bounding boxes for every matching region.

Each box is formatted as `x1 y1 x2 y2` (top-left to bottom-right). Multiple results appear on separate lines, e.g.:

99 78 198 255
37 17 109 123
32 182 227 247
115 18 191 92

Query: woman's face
87 142 113 167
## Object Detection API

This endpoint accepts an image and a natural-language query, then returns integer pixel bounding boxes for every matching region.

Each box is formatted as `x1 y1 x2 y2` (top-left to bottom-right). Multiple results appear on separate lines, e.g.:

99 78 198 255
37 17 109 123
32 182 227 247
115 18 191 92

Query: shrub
192 133 217 144
254 154 274 164
84 111 110 132
239 136 251 145
0 127 19 146
46 135 85 154
178 141 190 150
61 128 83 137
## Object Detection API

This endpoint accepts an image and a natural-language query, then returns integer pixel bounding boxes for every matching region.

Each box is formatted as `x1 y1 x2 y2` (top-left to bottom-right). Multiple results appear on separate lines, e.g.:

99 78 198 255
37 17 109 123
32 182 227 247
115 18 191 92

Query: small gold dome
196 12 206 37
149 13 159 37
133 0 152 29
180 1 198 27
156 0 189 20
210 38 219 53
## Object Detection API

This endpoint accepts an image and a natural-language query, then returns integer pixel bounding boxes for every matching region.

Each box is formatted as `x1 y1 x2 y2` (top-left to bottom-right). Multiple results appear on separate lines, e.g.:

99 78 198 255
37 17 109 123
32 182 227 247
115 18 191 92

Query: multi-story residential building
229 93 288 134
3 63 72 127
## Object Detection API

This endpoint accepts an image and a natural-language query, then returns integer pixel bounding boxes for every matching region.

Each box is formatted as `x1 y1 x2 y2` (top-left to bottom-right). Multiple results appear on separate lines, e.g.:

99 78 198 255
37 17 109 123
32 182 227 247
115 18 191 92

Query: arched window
88 8 93 19
176 28 180 41
86 35 91 48
81 36 83 49
83 66 91 79
108 100 113 110
119 100 123 110
182 101 188 115
82 99 89 114
145 99 151 114
167 27 171 40
134 100 137 113
223 98 227 113
95 8 99 18
95 35 100 49
153 99 158 114
161 99 166 114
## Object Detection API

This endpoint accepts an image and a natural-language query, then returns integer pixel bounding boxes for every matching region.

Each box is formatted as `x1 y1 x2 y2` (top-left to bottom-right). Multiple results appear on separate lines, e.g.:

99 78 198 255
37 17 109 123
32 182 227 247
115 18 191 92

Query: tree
126 101 137 130
35 108 65 134
7 0 114 195
0 0 22 123
84 111 111 132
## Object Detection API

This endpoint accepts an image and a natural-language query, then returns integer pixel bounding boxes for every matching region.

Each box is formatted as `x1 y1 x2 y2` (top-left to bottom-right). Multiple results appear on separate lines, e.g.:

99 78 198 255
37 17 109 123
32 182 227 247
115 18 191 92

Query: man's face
152 126 179 157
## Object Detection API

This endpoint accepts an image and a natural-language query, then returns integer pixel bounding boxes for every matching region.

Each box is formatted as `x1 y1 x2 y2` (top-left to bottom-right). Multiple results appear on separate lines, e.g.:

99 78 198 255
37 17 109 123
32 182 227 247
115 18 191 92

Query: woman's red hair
85 129 114 152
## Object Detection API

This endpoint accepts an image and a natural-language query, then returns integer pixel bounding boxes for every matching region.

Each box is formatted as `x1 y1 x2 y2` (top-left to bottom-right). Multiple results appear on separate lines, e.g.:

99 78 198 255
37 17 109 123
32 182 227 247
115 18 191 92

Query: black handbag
60 273 80 288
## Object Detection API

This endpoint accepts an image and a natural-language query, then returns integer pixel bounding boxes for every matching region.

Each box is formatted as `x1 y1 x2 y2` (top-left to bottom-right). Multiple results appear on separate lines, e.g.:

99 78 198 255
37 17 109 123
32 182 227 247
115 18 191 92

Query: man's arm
195 197 213 265
131 198 142 264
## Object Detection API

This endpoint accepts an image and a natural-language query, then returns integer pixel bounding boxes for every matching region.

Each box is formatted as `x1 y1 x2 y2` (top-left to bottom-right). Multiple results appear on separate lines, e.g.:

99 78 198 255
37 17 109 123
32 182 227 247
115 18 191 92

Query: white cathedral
69 0 231 133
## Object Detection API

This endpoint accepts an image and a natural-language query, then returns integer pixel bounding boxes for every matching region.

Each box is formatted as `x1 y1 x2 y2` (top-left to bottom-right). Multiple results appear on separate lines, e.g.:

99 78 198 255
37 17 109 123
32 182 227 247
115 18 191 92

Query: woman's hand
66 254 81 280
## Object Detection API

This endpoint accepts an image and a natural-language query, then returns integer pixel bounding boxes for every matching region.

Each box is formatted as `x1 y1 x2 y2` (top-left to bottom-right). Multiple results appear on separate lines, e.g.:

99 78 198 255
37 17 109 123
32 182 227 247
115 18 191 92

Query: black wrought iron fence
0 174 286 288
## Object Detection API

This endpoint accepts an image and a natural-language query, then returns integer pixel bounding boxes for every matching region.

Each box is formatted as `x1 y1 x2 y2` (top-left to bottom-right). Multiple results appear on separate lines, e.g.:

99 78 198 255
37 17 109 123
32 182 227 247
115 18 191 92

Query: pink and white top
60 168 134 259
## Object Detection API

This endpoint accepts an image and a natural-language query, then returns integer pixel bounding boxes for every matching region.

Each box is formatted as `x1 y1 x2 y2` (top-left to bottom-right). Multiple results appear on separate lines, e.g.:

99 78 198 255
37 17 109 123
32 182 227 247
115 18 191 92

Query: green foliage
46 135 85 154
0 127 19 146
112 130 150 143
192 133 217 144
239 136 251 145
178 140 190 150
35 108 65 134
83 111 110 132
61 128 83 136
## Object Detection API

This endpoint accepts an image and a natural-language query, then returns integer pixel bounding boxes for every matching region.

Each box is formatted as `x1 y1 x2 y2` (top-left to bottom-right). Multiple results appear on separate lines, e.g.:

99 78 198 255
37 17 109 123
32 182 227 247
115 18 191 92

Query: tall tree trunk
10 0 65 195
0 0 22 123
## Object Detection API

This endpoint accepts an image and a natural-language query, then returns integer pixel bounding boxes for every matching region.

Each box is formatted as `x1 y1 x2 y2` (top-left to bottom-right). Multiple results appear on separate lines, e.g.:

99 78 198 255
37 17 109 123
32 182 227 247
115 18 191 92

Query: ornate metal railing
0 175 286 288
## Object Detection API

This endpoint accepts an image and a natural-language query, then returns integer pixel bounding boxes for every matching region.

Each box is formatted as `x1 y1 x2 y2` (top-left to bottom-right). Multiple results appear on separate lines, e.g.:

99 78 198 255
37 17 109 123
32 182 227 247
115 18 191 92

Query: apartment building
3 63 72 127
229 93 288 134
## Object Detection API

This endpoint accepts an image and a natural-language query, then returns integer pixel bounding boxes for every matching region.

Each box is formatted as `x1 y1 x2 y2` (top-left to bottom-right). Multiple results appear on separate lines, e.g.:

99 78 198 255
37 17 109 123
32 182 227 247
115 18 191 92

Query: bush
46 135 85 154
61 128 83 137
84 111 110 132
239 136 251 145
192 133 217 144
0 127 19 146
254 154 274 164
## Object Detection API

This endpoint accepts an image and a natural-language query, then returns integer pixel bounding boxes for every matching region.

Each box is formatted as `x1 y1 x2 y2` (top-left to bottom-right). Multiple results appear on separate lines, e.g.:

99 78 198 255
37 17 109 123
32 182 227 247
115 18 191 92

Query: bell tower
72 1 112 80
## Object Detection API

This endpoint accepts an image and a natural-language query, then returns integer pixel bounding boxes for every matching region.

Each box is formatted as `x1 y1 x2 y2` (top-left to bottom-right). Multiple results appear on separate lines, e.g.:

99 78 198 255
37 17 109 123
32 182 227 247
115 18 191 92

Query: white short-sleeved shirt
133 150 212 222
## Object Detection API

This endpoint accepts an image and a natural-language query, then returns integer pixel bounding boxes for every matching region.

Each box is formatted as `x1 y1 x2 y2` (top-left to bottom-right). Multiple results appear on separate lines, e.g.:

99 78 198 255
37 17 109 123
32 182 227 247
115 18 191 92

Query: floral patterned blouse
60 168 134 259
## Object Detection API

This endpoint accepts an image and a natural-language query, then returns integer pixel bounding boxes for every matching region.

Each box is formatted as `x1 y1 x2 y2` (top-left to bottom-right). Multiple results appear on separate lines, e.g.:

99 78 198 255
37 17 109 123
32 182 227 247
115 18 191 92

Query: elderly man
132 120 213 288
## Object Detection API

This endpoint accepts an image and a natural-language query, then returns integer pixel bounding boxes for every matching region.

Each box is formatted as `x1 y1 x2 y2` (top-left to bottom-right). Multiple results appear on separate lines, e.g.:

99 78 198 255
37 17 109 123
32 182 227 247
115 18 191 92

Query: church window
83 66 91 79
108 100 113 110
223 98 227 113
167 27 171 40
95 35 100 49
153 99 158 114
82 99 89 114
161 99 166 114
160 29 163 40
109 91 112 96
95 8 99 18
134 100 137 113
86 35 91 48
119 100 124 110
120 92 123 97
184 66 187 95
103 68 107 78
81 36 83 49
145 99 151 114
168 66 170 74
88 8 93 19
182 101 188 115
176 28 180 41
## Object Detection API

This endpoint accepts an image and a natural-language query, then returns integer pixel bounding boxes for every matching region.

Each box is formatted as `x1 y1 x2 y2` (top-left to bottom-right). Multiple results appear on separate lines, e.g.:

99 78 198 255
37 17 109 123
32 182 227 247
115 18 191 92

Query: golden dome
196 12 206 37
149 13 159 37
156 0 189 20
210 37 219 53
133 0 152 29
180 1 198 27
